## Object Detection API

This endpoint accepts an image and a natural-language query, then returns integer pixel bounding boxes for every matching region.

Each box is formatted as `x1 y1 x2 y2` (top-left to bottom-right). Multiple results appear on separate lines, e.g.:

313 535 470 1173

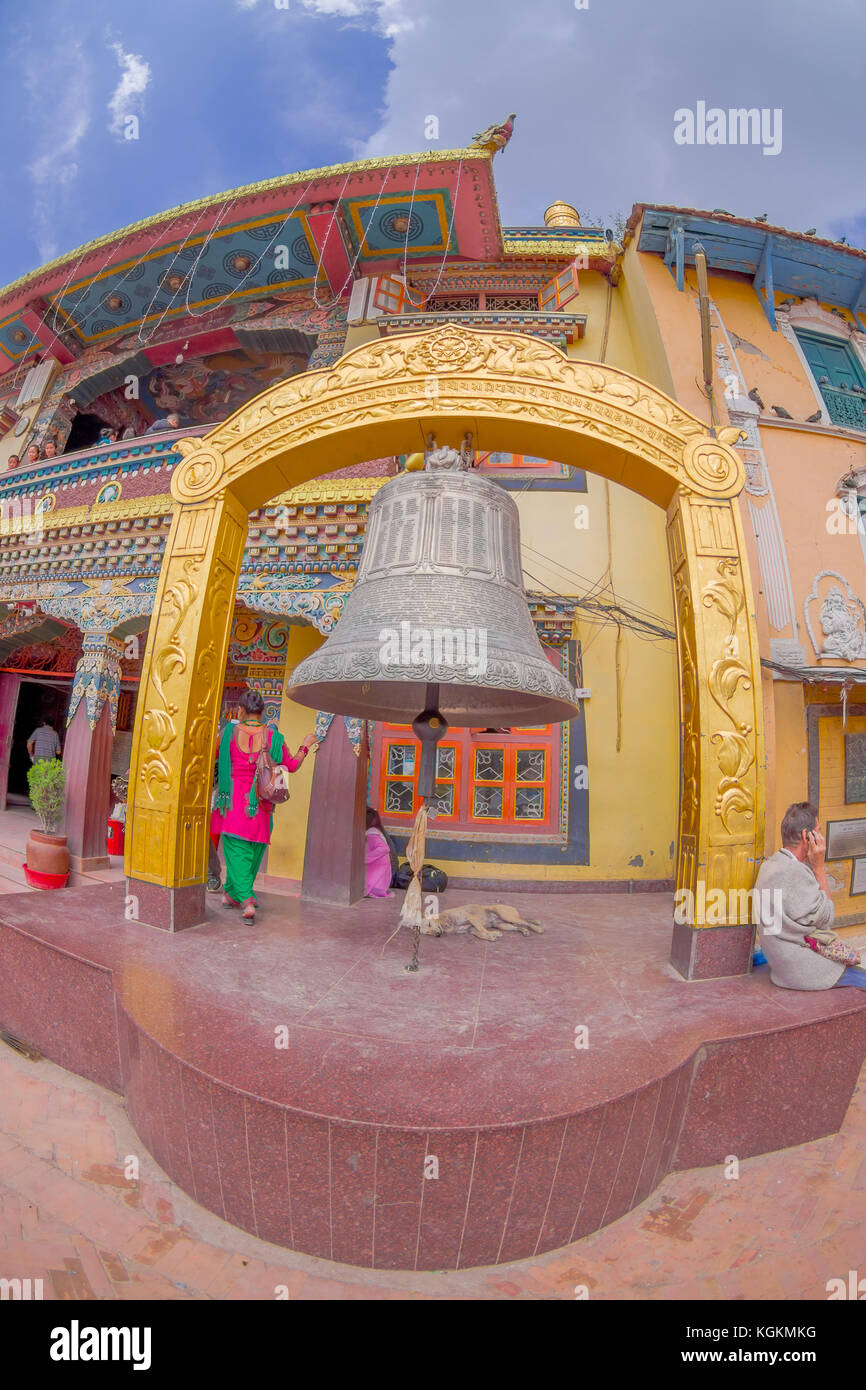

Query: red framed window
374 725 557 834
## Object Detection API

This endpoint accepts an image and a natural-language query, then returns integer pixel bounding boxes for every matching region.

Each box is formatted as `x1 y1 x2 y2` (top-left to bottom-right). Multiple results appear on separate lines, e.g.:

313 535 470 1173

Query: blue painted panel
50 211 317 343
637 209 866 312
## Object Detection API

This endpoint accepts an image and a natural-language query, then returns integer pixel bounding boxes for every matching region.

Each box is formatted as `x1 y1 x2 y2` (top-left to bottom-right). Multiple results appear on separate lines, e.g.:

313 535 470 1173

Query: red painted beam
306 201 353 299
143 327 239 367
19 302 76 365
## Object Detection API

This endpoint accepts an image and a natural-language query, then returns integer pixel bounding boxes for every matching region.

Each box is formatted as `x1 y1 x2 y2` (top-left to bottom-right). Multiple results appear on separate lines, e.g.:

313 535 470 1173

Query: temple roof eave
0 148 500 321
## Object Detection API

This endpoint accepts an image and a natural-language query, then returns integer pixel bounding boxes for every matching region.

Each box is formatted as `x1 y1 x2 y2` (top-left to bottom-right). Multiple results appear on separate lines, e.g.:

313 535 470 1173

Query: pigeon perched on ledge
772 404 793 419
747 387 765 410
805 410 823 423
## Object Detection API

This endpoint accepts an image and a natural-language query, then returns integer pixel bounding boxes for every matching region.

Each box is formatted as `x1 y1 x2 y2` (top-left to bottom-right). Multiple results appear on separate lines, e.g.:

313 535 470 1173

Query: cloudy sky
1 0 863 283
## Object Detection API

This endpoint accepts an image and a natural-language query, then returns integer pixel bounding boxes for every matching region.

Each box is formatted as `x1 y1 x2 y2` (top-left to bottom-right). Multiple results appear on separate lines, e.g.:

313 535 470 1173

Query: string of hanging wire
496 468 676 646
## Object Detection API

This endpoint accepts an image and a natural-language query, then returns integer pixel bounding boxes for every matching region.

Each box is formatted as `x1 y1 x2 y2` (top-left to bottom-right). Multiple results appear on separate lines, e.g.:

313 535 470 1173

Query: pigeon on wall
805 410 823 422
748 387 765 410
772 404 793 418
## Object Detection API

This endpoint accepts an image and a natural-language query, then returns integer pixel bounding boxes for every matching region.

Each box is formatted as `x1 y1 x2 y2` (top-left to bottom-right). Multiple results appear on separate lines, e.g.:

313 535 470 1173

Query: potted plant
25 758 70 888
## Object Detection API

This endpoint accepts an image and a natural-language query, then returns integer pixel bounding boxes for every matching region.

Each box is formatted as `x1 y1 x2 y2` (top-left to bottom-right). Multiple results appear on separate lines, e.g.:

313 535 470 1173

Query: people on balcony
6 453 19 470
25 443 40 465
43 439 57 458
144 411 181 435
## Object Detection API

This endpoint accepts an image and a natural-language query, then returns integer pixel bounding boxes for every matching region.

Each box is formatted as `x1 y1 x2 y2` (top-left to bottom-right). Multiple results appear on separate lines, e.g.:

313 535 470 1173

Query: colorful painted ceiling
0 151 506 371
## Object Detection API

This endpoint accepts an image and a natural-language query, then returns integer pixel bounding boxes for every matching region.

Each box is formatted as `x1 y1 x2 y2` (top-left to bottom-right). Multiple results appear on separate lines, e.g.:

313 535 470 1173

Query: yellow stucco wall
626 214 866 916
408 270 681 882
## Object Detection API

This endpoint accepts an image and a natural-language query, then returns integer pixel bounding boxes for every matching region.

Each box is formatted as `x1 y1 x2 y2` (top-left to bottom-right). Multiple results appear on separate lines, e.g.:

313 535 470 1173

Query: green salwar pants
222 834 267 904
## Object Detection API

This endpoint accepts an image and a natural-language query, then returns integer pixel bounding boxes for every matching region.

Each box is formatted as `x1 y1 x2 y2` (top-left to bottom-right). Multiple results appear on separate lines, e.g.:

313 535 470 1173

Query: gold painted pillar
667 491 765 978
124 489 247 930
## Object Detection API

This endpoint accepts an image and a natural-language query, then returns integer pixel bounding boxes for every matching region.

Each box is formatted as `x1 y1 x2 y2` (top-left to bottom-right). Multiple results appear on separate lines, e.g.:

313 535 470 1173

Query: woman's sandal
242 898 256 921
222 893 240 907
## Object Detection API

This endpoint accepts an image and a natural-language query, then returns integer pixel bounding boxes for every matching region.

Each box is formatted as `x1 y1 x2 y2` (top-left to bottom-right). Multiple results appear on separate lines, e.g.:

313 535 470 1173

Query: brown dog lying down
421 904 544 941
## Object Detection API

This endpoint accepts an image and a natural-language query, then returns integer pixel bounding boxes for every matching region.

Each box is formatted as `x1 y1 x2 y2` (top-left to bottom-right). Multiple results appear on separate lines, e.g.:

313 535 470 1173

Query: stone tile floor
1 1040 864 1300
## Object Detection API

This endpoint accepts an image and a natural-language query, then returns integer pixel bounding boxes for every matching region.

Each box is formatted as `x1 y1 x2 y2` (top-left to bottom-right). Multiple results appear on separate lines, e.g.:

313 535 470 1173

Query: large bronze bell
288 462 581 727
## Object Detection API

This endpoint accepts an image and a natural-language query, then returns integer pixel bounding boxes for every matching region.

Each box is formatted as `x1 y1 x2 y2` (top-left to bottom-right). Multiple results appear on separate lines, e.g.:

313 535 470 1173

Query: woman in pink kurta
211 689 316 921
365 806 395 898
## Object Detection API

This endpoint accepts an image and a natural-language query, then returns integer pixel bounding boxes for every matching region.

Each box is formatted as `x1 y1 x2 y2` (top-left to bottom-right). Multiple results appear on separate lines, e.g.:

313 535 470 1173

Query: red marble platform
1 884 865 1270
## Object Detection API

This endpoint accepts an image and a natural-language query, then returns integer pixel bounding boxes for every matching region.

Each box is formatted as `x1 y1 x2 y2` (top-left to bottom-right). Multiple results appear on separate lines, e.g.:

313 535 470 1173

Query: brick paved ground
1 1043 864 1300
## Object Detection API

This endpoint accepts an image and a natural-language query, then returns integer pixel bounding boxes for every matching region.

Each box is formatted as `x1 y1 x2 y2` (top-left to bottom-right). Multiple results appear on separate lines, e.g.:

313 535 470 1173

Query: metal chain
181 177 317 320
311 165 395 309
136 203 215 345
406 904 422 973
400 157 464 308
48 211 188 338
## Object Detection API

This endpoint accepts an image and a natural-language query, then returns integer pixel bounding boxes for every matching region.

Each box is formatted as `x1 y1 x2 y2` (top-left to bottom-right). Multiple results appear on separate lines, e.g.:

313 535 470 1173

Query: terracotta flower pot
26 831 70 879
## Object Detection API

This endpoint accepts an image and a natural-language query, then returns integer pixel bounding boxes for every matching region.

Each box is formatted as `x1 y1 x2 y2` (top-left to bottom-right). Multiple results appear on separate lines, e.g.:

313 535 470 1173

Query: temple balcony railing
377 310 587 347
0 424 212 502
819 384 866 433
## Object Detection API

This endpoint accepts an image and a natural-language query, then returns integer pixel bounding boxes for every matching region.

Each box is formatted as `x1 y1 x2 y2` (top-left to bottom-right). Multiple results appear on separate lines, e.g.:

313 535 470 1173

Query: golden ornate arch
125 324 764 928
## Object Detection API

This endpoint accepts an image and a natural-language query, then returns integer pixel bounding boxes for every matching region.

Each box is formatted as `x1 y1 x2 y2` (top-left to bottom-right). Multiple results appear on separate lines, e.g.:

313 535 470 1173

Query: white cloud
344 0 866 237
107 41 151 139
299 0 414 34
23 35 92 263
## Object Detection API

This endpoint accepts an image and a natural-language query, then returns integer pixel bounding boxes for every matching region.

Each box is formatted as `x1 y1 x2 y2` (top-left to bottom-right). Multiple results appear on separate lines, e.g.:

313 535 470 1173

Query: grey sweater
754 848 844 990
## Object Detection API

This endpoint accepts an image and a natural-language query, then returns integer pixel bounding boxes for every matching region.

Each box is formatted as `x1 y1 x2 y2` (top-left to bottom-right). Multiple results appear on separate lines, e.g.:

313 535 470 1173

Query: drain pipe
693 242 716 435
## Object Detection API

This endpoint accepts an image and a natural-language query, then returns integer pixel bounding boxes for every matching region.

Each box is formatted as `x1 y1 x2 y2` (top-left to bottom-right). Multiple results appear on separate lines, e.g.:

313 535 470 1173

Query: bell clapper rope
402 685 447 973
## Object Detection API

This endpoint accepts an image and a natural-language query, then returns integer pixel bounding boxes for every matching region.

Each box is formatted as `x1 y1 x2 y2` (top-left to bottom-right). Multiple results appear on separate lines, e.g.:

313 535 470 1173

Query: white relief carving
804 570 866 661
778 298 866 345
711 299 798 634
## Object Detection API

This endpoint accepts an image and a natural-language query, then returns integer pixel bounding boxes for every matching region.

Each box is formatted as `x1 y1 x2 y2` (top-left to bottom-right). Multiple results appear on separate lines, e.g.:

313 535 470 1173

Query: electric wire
521 541 675 637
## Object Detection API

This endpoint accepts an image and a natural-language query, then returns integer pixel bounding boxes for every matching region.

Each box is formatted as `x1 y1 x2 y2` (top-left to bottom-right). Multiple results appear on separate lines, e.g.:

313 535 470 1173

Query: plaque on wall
850 856 866 896
826 817 866 861
845 732 866 804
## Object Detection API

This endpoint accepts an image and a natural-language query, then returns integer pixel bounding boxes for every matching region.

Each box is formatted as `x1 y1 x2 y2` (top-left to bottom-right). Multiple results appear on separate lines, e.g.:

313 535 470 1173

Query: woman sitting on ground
210 689 317 922
755 800 866 990
365 806 397 898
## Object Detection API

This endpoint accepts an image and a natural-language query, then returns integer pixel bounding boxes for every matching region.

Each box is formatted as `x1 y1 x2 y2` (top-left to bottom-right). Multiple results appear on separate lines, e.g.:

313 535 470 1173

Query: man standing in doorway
27 716 61 763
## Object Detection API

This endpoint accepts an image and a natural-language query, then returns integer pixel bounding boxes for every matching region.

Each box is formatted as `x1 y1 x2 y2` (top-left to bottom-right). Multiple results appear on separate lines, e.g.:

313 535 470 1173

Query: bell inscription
288 467 582 727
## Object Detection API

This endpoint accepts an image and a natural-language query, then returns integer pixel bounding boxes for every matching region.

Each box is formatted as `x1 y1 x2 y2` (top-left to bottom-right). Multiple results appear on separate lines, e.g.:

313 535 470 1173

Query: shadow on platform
1 883 864 1270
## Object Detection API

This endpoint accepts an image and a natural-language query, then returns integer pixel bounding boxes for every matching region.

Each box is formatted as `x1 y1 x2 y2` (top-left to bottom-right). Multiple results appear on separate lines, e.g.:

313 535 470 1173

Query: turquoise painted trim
640 209 866 313
754 236 777 330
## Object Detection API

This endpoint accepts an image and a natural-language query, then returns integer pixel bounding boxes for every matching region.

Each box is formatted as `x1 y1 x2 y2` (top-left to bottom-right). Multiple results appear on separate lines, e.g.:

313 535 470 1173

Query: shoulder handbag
255 730 290 806
804 934 861 967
